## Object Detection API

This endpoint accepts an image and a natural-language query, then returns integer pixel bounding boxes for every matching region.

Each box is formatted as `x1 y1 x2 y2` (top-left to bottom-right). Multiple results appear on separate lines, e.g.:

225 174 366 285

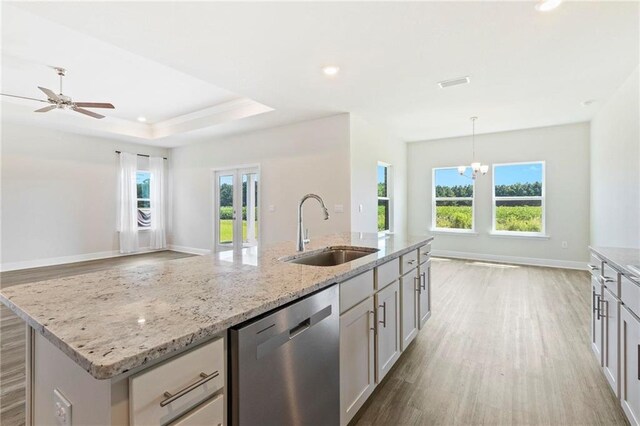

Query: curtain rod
115 151 167 160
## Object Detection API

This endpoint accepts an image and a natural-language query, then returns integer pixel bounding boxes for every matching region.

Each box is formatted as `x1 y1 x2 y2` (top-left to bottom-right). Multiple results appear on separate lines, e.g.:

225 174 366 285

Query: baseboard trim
431 249 587 270
1 248 165 272
167 245 212 256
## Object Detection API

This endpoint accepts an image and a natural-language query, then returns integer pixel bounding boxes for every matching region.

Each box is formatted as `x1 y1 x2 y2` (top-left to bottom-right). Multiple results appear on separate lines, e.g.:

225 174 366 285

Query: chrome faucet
297 194 330 251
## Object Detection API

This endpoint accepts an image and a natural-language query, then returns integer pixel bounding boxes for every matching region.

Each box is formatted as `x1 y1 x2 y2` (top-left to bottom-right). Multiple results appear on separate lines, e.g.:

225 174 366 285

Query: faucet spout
297 194 330 252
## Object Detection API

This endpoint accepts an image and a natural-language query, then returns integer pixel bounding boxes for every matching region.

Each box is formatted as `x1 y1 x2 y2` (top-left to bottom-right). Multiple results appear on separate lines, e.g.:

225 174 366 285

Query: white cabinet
592 277 603 364
339 297 375 426
375 280 401 382
400 270 418 351
603 286 620 396
170 394 224 426
621 305 640 426
418 260 431 329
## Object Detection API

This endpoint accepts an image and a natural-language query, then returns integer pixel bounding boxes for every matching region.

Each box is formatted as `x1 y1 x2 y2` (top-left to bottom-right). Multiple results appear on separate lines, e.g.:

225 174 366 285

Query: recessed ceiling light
322 66 340 76
535 0 562 12
137 116 147 122
438 76 470 89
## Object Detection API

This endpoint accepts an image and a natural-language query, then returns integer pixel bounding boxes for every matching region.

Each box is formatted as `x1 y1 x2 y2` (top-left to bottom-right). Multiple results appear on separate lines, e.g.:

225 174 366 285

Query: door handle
420 272 426 291
414 276 421 293
595 295 602 320
379 302 387 328
369 311 376 334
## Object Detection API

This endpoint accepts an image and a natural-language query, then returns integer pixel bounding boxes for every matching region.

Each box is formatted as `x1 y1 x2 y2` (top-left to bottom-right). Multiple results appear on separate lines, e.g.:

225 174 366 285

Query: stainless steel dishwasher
230 284 339 426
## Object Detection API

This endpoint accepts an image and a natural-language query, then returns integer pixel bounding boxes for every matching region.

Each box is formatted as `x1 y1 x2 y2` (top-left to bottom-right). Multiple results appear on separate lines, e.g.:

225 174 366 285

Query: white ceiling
3 1 639 146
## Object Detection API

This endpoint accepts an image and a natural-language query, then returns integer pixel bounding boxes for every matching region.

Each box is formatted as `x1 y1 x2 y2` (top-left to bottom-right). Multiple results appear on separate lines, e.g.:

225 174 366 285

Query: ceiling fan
0 67 115 119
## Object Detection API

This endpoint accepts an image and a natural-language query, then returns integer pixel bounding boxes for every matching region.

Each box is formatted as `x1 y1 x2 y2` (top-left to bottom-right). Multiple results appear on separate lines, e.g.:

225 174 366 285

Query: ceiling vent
438 76 470 89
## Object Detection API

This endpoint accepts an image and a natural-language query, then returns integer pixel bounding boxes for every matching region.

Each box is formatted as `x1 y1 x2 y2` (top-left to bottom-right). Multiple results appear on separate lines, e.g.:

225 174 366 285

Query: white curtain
117 152 139 253
149 156 167 249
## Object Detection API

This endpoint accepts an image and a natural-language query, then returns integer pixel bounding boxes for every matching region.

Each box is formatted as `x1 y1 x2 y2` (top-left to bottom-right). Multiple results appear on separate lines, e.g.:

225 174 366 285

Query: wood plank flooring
0 251 194 426
354 258 628 425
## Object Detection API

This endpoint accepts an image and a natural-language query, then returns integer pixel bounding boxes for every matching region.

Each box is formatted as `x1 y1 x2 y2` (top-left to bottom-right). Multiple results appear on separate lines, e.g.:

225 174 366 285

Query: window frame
491 161 546 237
377 162 393 234
136 170 151 230
431 167 476 233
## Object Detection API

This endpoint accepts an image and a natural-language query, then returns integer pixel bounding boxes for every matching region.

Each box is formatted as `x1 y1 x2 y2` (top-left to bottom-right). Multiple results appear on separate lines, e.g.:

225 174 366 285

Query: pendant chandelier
457 116 488 180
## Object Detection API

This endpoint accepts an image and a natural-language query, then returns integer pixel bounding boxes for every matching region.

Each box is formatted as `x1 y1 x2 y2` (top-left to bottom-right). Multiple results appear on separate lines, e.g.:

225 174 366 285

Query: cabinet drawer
400 250 419 276
602 263 620 298
170 394 224 426
340 270 374 314
418 244 431 265
130 337 225 425
376 258 400 290
588 252 603 278
622 274 640 318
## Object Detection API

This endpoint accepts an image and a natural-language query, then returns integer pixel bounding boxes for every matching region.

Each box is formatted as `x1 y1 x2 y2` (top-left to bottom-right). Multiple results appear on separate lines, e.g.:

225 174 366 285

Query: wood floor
354 258 628 425
0 255 628 425
0 251 194 426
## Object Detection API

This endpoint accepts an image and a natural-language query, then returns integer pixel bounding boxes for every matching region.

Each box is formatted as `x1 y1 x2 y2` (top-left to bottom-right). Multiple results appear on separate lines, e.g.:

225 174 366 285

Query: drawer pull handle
600 275 615 284
595 295 602 320
407 260 416 265
588 264 599 271
160 371 219 407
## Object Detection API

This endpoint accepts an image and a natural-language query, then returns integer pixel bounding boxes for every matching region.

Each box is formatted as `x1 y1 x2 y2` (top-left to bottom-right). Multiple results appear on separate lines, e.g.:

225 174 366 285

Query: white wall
350 116 407 234
1 122 168 270
408 122 591 268
169 114 351 251
590 66 640 249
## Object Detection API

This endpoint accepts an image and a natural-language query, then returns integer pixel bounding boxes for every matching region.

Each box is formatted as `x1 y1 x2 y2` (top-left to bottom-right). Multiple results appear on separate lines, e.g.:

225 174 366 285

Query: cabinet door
592 278 603 365
620 306 640 426
400 271 418 351
418 261 431 329
603 287 620 396
375 280 400 382
340 297 375 426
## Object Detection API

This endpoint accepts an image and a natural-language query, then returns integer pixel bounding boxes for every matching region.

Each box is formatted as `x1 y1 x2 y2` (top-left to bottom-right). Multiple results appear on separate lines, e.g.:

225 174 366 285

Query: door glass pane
218 174 234 245
435 200 472 230
495 199 542 232
242 172 259 246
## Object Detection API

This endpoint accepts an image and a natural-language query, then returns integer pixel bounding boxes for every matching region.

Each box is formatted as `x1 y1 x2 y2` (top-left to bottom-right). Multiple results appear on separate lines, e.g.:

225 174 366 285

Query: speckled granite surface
590 246 640 283
0 233 432 380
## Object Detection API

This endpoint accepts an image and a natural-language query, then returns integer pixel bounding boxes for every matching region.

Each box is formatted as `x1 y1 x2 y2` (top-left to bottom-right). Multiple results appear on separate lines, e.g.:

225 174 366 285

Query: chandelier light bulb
471 162 481 172
458 166 467 175
480 165 489 174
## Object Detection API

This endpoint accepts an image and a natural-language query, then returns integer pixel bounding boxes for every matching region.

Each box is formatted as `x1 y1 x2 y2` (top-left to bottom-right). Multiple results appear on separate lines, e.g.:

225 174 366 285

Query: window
137 171 151 228
377 163 392 232
432 167 474 231
493 162 545 235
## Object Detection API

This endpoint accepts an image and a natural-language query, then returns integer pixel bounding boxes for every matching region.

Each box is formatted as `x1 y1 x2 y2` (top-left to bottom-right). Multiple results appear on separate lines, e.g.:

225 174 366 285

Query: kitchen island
0 232 433 425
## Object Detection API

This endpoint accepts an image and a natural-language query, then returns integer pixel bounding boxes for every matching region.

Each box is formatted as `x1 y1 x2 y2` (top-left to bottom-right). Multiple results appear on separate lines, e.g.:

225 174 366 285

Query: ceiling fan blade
34 105 57 113
72 107 105 119
73 102 115 109
38 86 60 101
1 93 49 103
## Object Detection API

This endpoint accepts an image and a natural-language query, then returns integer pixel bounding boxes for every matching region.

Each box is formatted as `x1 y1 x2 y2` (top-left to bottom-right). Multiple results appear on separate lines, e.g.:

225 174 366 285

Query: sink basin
283 246 379 267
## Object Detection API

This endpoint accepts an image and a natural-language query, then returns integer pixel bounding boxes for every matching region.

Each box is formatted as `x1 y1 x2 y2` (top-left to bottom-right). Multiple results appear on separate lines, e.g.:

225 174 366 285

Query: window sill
489 231 550 240
430 229 478 236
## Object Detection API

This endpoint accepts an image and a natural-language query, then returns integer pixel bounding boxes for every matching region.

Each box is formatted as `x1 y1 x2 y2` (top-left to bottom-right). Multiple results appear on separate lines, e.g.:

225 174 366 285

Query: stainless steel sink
283 246 379 267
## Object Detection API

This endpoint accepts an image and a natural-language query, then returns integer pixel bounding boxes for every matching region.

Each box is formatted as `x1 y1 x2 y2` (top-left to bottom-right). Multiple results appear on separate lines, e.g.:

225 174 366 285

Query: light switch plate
53 389 72 426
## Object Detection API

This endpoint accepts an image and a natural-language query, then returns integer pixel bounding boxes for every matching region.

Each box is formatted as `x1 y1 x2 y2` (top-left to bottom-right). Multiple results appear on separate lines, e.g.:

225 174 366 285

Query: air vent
438 76 470 89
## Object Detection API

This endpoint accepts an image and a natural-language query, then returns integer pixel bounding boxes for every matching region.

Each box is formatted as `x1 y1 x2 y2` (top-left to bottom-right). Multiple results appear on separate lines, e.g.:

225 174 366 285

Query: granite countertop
590 246 640 282
0 233 433 380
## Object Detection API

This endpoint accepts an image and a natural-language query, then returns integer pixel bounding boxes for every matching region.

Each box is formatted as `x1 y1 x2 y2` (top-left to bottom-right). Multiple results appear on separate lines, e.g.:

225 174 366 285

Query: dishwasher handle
289 318 311 339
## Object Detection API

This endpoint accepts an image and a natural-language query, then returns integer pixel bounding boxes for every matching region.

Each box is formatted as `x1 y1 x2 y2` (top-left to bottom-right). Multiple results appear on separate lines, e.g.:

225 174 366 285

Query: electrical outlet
561 241 568 249
53 389 72 426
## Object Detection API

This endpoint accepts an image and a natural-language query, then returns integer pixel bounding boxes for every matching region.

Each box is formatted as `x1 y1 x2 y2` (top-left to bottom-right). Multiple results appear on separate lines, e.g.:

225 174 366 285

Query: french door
214 167 259 253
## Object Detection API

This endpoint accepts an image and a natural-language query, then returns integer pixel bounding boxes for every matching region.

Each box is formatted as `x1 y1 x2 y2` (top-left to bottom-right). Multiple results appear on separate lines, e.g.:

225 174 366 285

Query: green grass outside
219 220 258 244
435 205 542 232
